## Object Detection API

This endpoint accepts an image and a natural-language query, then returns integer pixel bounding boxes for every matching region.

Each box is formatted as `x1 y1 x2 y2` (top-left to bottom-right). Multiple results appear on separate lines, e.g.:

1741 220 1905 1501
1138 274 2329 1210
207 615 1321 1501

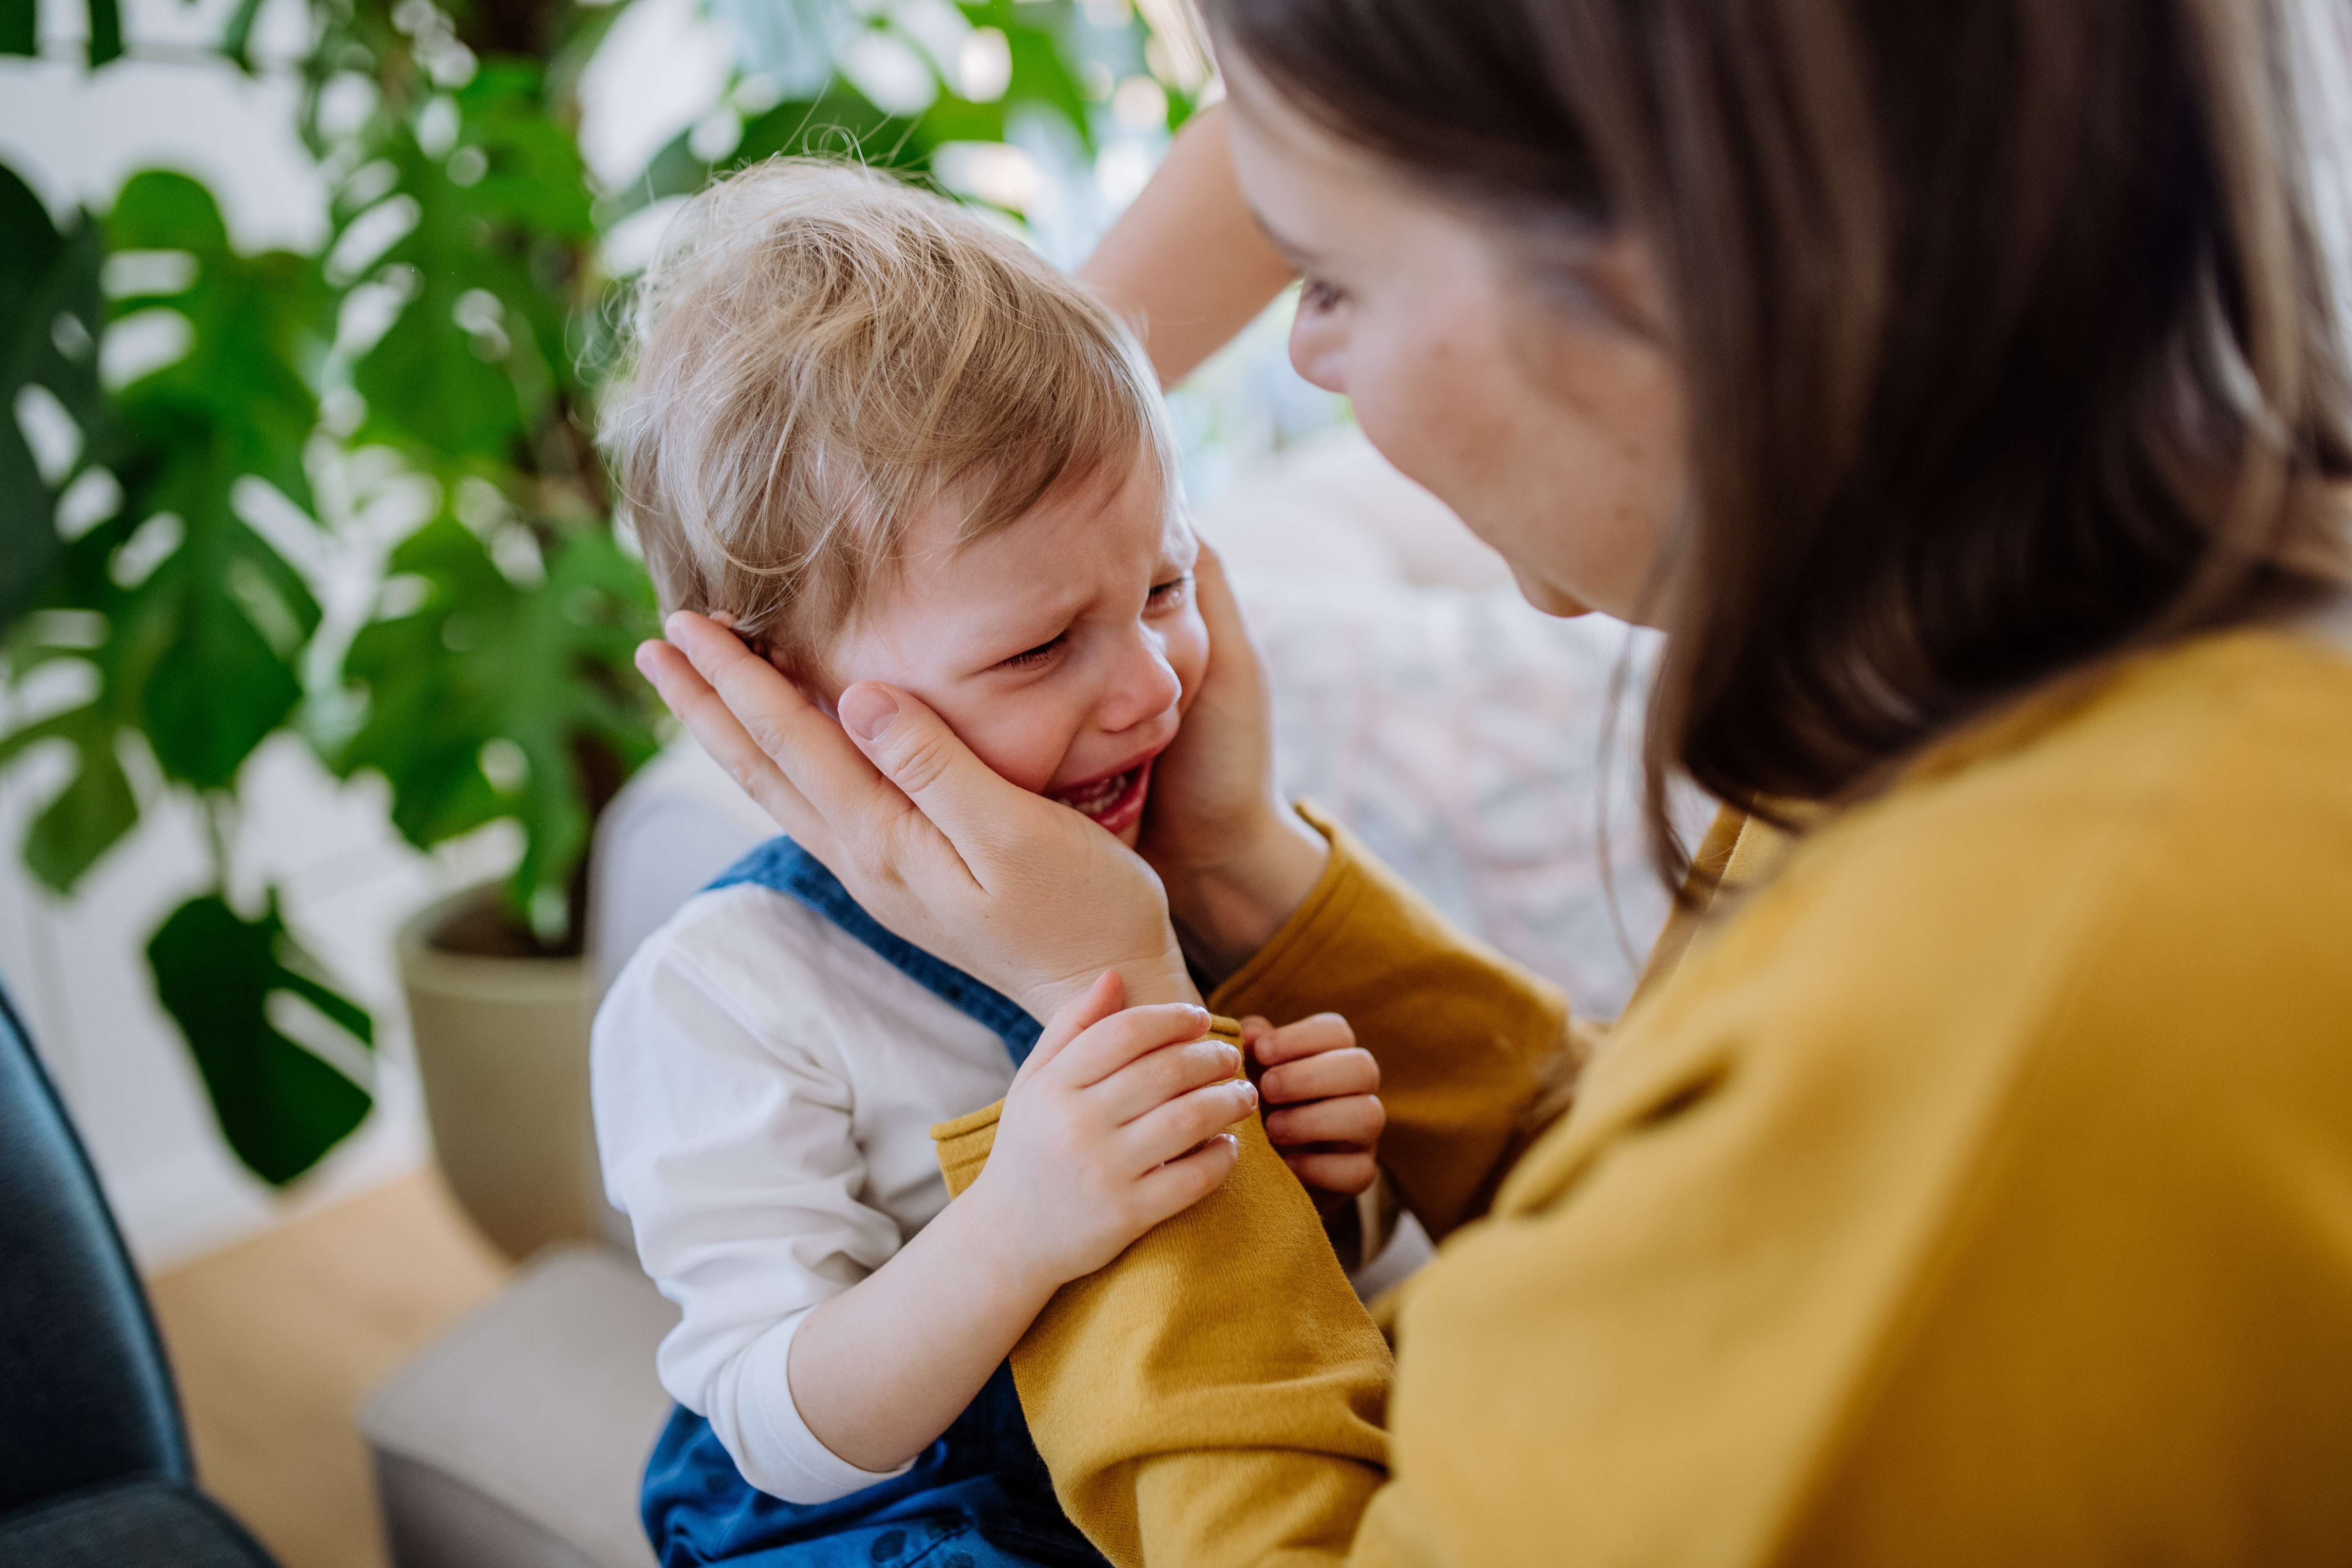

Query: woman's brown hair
1204 0 2352 888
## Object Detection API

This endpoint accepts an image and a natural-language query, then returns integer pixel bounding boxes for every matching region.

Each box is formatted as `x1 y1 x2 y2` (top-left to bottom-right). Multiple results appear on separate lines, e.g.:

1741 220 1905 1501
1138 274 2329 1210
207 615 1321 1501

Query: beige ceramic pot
396 883 601 1259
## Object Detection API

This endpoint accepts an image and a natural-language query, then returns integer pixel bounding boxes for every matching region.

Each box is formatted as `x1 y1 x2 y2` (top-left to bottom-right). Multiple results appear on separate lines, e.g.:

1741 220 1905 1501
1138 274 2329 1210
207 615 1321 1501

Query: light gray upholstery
358 1245 680 1568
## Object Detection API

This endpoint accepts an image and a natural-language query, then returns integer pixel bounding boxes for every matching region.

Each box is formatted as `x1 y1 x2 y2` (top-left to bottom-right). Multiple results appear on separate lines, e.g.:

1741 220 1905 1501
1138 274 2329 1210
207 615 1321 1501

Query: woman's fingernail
1238 1081 1258 1108
840 686 899 742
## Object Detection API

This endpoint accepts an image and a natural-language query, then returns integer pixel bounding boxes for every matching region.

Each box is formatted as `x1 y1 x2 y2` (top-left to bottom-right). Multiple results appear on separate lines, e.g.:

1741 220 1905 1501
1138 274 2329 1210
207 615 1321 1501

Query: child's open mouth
1050 756 1155 836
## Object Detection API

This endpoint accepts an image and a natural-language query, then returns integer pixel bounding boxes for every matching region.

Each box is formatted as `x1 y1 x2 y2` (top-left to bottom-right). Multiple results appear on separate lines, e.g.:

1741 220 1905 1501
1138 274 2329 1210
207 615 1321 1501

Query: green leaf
451 64 597 239
342 63 595 467
98 171 327 789
147 892 375 1187
600 8 1097 228
3 168 332 895
85 0 120 67
338 507 659 938
110 174 323 504
0 702 139 893
995 14 1094 153
0 0 33 57
603 82 944 235
220 0 266 71
0 163 105 634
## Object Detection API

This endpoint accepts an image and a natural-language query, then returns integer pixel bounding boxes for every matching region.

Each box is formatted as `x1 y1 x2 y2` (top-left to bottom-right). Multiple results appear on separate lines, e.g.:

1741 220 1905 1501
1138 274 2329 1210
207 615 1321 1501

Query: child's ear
798 679 840 721
761 647 841 721
709 611 841 719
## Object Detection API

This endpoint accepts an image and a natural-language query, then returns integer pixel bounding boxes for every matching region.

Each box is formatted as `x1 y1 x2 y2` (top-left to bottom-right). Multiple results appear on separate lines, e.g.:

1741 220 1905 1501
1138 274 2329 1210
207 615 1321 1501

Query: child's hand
966 971 1255 1295
1244 1013 1384 1203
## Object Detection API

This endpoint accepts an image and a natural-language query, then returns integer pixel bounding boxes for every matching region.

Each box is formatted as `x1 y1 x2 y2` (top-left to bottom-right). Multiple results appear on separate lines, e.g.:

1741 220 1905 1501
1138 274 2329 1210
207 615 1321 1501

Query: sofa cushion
358 1244 681 1568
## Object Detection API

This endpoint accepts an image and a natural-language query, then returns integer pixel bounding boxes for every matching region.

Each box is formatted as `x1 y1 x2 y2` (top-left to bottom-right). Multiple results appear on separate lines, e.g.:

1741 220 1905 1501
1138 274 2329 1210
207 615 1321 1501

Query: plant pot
397 883 601 1260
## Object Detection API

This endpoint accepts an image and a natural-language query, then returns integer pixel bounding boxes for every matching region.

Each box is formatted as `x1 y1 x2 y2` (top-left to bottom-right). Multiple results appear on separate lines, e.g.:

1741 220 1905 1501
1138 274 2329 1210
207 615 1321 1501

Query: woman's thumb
838 681 1008 837
1020 969 1127 1081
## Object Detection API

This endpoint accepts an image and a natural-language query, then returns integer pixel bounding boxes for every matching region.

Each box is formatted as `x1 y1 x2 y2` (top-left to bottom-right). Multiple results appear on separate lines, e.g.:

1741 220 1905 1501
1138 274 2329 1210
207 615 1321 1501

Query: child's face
813 456 1208 847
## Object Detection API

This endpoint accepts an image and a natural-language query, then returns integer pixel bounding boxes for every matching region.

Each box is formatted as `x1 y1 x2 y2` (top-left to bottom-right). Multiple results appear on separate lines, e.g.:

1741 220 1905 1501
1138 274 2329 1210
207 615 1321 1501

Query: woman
638 0 2352 1559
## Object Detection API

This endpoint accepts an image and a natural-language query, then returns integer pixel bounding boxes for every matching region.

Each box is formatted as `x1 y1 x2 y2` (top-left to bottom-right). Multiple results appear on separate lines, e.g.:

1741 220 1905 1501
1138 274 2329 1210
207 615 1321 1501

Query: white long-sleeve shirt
591 881 1020 1503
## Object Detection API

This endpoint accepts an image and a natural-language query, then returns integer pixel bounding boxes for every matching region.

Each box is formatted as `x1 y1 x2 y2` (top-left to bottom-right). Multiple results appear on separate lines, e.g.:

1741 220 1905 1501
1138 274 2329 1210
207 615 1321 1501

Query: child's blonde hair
605 158 1178 676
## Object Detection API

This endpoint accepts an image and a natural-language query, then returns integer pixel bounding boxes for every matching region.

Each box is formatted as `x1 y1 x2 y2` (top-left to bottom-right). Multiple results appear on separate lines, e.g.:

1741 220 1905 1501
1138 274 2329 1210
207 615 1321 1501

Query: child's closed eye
998 632 1066 670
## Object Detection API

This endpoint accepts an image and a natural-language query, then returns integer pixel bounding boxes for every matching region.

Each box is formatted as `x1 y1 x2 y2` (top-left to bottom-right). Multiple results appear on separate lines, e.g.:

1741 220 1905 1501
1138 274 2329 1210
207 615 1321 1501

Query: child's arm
785 972 1256 1473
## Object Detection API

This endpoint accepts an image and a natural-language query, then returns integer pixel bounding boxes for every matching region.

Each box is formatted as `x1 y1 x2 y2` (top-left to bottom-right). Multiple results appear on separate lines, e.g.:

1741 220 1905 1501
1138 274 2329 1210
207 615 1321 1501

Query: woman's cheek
1335 327 1444 501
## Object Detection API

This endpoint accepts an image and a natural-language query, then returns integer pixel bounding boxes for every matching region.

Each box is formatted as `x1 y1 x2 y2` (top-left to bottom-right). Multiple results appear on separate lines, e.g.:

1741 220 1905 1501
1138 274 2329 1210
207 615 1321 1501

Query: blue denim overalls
639 837 1109 1568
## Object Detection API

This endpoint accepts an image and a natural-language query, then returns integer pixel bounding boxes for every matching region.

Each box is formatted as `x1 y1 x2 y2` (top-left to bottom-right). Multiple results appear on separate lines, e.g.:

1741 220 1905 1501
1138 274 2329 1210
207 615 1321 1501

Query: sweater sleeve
958 635 2352 1567
934 1077 1392 1568
1211 801 1574 1241
925 812 1573 1568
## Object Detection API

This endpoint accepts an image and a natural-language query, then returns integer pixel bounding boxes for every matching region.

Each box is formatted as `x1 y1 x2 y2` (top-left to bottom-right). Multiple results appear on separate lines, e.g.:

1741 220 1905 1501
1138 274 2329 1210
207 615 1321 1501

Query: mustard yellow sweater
937 627 2352 1565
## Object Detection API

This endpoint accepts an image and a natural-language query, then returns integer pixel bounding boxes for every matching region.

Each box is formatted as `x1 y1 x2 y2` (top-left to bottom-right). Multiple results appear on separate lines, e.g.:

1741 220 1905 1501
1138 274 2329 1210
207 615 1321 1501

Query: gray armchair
0 977 283 1568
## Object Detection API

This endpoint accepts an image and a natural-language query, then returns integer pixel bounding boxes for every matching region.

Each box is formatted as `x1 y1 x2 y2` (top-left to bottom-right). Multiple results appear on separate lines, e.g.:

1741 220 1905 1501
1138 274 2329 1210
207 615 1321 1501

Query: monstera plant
0 0 1196 1187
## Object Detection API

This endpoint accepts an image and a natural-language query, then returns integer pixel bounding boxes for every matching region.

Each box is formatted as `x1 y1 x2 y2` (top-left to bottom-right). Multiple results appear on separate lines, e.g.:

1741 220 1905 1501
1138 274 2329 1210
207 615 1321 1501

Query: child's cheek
924 689 1066 795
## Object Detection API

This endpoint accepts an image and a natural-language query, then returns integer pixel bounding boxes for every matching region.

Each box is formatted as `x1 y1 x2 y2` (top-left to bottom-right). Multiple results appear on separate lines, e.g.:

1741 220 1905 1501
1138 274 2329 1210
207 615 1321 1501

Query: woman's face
1223 57 1688 625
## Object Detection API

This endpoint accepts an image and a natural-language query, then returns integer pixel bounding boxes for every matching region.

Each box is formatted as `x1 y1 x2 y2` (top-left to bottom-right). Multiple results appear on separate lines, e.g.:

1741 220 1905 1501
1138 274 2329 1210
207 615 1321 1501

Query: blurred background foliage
0 0 1210 1184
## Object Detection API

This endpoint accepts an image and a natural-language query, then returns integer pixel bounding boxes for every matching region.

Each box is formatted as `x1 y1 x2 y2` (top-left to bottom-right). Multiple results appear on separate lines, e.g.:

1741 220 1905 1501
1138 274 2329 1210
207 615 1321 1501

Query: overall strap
708 836 1045 1067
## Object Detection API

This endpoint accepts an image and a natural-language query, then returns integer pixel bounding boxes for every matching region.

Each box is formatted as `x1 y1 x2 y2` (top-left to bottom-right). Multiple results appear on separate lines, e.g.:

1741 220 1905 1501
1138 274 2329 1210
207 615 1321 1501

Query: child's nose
1098 631 1182 736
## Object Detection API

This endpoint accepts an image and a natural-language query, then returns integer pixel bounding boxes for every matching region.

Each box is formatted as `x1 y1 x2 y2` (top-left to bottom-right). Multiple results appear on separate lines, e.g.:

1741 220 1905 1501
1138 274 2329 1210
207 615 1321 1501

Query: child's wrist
952 1166 1075 1311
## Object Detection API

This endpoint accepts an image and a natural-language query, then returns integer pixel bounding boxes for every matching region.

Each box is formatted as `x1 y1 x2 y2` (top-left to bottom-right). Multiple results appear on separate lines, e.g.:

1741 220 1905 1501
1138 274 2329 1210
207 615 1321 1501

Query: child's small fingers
1238 1014 1272 1044
1120 1077 1259 1170
1131 1132 1241 1224
1089 1035 1247 1125
1250 1012 1356 1067
1265 1093 1384 1150
1260 1047 1380 1106
1283 1150 1378 1196
1054 1002 1217 1086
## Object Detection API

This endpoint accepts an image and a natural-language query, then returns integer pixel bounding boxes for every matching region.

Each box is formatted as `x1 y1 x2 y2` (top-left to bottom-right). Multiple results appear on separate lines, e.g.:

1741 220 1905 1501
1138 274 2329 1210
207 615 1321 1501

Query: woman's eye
1300 276 1345 313
1147 574 1193 611
999 634 1064 671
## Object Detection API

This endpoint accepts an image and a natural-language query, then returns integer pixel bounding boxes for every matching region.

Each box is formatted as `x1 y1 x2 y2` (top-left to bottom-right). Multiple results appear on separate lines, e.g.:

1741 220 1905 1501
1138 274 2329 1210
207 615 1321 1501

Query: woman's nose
1097 630 1183 737
1289 310 1348 393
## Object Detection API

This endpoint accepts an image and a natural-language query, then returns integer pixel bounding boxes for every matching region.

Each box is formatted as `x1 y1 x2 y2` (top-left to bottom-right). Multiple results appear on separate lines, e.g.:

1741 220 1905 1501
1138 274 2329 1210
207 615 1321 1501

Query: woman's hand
964 972 1255 1294
1244 1013 1385 1200
1137 542 1331 981
635 615 1194 1018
